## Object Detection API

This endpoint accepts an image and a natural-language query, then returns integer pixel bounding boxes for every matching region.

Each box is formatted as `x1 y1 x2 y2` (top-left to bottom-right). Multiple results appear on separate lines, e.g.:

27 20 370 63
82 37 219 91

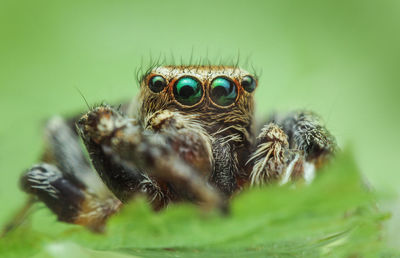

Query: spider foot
20 163 121 232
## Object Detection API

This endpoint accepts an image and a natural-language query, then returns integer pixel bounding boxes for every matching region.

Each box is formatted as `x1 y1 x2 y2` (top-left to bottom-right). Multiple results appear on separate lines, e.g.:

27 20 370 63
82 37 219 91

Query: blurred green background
0 0 399 247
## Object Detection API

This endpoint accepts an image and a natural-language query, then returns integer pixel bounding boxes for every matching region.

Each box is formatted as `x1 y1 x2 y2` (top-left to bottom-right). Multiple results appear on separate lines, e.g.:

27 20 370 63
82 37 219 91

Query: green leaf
0 149 396 257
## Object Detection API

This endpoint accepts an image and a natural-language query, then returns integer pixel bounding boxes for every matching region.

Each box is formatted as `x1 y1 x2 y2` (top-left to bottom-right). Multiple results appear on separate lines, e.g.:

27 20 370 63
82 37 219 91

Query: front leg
248 111 337 185
18 117 121 232
77 106 222 210
247 124 290 185
20 163 121 232
272 111 337 166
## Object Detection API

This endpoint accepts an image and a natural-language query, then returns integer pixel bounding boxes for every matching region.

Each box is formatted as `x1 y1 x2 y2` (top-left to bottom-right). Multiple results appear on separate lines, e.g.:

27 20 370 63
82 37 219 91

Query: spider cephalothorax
19 65 336 232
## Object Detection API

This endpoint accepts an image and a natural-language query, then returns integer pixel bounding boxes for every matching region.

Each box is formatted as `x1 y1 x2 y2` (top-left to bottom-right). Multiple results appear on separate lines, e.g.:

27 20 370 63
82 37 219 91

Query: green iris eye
241 75 256 93
210 77 238 106
149 75 167 93
173 77 203 106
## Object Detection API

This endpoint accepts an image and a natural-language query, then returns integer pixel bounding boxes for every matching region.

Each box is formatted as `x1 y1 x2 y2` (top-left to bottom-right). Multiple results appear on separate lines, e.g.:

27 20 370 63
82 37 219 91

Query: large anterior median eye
210 77 238 106
149 75 167 93
173 77 203 106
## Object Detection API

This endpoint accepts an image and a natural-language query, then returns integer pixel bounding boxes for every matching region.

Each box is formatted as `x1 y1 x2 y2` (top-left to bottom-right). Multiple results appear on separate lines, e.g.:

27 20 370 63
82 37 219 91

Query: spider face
138 66 257 131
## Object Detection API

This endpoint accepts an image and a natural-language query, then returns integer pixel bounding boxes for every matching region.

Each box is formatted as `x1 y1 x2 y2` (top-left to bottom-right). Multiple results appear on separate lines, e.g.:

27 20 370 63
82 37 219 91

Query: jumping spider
20 65 336 232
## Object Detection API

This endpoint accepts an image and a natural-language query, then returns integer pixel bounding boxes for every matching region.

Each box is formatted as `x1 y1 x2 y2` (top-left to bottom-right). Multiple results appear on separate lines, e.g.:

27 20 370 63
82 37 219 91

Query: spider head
137 66 257 132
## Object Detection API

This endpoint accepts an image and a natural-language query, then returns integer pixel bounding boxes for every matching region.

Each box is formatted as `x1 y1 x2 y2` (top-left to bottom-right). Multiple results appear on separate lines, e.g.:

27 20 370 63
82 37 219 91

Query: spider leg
64 114 165 209
41 116 109 195
248 111 337 185
210 135 242 197
77 117 166 209
19 117 121 232
247 123 290 185
271 111 337 165
77 106 222 210
20 163 121 232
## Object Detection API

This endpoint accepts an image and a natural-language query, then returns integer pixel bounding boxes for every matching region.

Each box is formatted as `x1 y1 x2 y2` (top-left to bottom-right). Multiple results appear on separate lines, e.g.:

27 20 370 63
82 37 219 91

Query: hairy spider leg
19 117 121 232
77 105 224 211
210 135 243 197
248 111 337 185
272 111 337 164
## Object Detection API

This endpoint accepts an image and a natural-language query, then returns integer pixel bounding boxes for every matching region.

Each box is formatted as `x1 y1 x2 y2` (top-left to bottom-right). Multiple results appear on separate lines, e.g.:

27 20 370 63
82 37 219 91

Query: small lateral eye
173 77 203 106
149 75 167 93
241 75 256 93
210 77 238 106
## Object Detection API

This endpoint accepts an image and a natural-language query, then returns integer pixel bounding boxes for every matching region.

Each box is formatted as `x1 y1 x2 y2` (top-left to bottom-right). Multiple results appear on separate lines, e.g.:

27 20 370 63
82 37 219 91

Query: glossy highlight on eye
210 77 238 106
148 75 167 93
173 77 203 106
